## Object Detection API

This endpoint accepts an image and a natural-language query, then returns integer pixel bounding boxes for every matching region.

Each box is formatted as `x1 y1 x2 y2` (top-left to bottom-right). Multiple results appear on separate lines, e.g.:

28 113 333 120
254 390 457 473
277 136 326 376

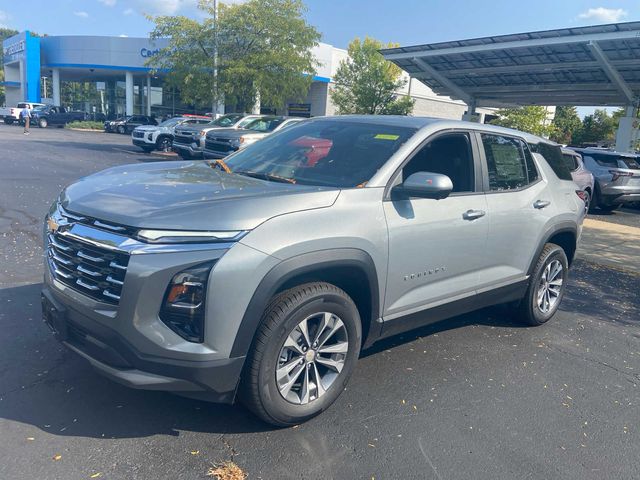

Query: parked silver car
42 116 584 426
569 148 640 212
203 116 303 159
561 148 595 212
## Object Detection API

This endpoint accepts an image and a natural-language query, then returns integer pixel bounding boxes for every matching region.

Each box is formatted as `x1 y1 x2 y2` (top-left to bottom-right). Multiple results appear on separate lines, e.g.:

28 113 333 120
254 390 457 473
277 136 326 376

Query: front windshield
223 120 417 188
211 114 244 127
158 118 182 127
241 117 284 132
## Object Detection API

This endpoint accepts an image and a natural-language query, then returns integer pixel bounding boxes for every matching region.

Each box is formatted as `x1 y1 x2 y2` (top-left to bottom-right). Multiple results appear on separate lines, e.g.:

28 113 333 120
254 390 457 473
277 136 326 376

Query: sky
1 0 638 116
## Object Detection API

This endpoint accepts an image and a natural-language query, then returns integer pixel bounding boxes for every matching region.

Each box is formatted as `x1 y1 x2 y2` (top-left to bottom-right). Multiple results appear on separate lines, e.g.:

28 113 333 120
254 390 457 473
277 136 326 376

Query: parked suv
42 116 584 426
561 148 595 212
132 115 211 153
203 116 303 158
105 115 157 134
172 113 263 159
569 147 640 211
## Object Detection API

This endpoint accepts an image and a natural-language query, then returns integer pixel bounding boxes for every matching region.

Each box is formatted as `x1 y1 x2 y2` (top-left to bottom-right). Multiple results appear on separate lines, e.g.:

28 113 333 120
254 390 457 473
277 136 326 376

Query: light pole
212 0 220 117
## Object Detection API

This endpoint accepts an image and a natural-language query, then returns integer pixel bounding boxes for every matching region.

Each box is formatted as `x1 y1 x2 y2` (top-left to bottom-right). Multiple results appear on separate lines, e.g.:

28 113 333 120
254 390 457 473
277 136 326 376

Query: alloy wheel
536 259 563 314
276 312 349 405
160 138 172 152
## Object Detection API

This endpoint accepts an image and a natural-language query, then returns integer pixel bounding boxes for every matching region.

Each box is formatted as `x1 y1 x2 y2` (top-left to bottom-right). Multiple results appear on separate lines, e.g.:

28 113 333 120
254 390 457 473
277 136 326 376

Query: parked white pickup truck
0 102 46 124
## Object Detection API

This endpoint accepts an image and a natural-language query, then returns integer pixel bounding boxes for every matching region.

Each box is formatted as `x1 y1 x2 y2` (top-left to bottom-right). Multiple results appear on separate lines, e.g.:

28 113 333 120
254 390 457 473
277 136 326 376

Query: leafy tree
490 106 556 138
330 37 415 115
550 106 581 145
572 109 617 145
0 28 19 106
147 0 320 112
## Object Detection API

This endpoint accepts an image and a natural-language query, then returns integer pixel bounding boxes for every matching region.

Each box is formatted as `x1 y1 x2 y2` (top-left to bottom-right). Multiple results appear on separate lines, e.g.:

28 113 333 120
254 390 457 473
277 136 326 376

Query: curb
67 128 104 132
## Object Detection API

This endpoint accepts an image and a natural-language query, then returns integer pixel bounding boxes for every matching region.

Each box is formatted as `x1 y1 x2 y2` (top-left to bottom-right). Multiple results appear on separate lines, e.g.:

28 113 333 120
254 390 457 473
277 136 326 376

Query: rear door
382 130 489 328
477 132 550 289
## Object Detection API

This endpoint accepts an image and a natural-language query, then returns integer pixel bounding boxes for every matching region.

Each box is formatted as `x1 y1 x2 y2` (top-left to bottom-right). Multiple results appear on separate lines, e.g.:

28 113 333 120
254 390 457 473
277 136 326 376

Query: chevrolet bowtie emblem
47 217 60 233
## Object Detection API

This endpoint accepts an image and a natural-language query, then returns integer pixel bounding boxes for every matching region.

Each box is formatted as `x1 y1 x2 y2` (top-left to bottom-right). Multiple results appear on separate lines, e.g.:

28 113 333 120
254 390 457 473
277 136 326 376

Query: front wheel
518 243 568 326
240 282 362 426
117 125 126 134
38 118 48 128
156 136 172 152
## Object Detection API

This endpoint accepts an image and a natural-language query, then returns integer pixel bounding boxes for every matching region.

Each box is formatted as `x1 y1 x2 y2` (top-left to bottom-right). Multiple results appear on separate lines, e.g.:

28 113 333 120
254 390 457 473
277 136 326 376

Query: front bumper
172 142 203 157
42 286 244 401
133 138 154 148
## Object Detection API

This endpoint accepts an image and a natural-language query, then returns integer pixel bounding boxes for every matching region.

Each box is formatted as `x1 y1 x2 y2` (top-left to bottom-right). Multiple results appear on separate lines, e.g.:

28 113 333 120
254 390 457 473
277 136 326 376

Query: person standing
20 106 31 135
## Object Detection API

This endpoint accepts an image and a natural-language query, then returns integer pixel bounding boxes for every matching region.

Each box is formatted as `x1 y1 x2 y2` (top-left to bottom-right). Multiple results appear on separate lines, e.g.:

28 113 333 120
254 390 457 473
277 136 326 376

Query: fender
229 248 381 358
527 221 578 276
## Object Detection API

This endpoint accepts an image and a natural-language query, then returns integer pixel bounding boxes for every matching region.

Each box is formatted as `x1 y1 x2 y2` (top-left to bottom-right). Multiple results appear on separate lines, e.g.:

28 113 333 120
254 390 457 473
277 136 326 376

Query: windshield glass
211 114 243 127
158 118 182 127
223 119 417 187
241 117 284 132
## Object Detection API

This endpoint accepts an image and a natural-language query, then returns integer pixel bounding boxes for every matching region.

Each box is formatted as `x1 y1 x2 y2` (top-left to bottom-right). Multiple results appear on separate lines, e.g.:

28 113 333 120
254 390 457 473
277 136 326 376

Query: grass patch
65 120 104 130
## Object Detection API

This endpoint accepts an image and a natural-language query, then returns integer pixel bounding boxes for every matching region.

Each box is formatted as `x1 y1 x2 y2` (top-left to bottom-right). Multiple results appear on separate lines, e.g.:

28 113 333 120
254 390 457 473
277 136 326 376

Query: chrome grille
132 130 144 138
46 231 130 305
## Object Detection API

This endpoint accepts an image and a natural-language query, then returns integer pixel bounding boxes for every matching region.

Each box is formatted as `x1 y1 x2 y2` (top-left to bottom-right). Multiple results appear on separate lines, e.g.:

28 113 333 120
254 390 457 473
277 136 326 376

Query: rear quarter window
528 142 573 181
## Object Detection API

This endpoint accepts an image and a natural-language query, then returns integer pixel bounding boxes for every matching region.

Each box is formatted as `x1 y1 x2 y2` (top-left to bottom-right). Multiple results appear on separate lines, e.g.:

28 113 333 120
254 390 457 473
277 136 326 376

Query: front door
382 131 489 330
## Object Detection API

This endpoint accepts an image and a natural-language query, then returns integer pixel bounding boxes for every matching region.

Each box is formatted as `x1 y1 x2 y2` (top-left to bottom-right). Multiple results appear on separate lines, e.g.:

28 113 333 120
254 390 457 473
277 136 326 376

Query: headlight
137 229 245 243
159 262 214 343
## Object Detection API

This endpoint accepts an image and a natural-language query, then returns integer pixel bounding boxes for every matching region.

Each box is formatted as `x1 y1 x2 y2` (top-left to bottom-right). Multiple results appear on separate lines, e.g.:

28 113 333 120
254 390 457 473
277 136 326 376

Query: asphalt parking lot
1 124 639 479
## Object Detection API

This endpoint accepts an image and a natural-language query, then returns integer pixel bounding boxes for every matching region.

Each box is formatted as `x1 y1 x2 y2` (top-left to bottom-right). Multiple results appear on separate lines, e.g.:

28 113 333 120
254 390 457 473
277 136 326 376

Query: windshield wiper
235 170 296 184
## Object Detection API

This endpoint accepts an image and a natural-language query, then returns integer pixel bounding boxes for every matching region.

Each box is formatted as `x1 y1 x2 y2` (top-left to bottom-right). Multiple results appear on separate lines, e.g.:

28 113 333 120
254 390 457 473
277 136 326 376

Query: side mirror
394 172 453 199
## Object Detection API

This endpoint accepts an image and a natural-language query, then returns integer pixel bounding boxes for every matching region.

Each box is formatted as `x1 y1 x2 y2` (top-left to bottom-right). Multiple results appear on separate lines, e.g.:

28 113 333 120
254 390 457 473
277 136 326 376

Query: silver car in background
562 148 595 212
569 147 640 212
203 116 303 159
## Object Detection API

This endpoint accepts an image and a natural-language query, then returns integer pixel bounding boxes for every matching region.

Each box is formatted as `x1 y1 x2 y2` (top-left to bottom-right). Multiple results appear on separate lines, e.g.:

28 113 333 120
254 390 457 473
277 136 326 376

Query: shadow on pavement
1 259 637 440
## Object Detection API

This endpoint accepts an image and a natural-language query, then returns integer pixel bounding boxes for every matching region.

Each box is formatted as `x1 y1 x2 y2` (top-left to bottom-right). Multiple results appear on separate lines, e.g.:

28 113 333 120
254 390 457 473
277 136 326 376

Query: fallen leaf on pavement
206 461 246 480
52 454 62 461
190 450 200 455
90 473 102 478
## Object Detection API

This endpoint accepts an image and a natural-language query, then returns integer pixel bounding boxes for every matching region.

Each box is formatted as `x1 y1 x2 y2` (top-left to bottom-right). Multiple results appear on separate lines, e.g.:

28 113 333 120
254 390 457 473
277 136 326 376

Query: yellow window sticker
374 134 400 140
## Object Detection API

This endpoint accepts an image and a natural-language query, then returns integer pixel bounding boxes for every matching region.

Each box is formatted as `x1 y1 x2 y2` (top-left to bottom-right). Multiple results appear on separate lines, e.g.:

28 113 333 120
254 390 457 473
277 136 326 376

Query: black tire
38 118 48 128
598 204 620 213
156 136 172 152
117 125 126 134
4 118 13 125
240 282 362 426
517 243 568 326
582 190 591 214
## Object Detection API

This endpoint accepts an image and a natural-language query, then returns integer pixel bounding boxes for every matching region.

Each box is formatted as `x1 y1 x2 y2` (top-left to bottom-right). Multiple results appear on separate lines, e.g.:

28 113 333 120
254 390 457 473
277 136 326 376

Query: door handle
463 209 486 220
533 200 551 209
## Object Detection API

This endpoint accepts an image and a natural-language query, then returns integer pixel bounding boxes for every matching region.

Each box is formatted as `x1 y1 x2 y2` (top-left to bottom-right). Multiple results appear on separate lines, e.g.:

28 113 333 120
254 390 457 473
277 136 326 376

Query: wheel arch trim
229 248 380 358
527 222 578 276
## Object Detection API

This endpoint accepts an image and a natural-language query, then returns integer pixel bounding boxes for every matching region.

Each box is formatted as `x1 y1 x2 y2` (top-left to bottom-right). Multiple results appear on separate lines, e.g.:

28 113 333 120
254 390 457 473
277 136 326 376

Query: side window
562 154 579 171
402 132 475 193
481 134 533 191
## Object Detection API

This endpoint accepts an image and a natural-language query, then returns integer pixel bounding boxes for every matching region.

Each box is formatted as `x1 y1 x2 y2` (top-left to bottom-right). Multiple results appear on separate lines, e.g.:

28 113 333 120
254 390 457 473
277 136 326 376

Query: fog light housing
159 261 215 343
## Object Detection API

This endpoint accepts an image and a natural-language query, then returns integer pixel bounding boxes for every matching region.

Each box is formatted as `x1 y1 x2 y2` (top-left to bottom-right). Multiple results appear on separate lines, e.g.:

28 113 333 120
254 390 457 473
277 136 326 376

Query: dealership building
2 30 493 120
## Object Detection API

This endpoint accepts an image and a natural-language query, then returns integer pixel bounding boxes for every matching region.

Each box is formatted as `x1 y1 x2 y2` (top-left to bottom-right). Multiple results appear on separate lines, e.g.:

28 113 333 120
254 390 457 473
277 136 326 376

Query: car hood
134 125 161 132
59 161 339 231
207 128 264 140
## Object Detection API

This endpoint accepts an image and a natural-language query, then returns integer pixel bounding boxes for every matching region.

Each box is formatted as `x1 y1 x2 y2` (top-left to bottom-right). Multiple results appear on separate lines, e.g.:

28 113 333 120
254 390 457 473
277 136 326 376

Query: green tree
147 0 320 112
330 37 415 115
550 106 581 145
0 28 20 106
572 109 617 146
490 106 556 137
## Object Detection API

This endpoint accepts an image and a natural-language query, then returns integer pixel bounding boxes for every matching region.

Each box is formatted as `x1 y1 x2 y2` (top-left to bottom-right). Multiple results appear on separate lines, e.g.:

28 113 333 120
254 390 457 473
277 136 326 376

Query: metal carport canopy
380 22 640 108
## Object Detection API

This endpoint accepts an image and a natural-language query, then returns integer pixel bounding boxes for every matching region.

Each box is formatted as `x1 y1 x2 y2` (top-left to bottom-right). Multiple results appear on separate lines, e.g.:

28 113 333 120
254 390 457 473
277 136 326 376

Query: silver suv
569 147 640 212
42 116 584 426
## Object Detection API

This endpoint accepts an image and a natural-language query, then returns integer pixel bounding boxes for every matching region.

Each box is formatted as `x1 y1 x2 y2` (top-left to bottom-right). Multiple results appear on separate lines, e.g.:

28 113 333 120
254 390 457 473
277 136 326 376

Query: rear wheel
117 125 126 134
517 243 568 326
4 118 13 125
582 190 591 214
240 282 361 426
